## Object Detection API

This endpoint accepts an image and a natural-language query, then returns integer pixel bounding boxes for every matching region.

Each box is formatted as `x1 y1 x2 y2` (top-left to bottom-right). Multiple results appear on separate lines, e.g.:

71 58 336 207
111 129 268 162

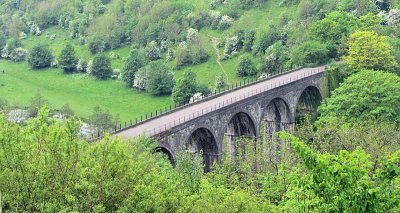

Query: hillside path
211 37 229 82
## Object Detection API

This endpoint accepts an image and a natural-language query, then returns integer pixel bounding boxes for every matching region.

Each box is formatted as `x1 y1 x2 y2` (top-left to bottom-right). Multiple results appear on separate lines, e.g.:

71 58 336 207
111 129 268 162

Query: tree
145 61 175 95
236 55 257 77
88 106 115 131
290 41 329 67
122 49 144 87
27 44 54 69
58 44 78 73
309 11 357 44
344 31 398 71
280 132 400 212
318 70 400 125
91 53 113 80
172 71 198 105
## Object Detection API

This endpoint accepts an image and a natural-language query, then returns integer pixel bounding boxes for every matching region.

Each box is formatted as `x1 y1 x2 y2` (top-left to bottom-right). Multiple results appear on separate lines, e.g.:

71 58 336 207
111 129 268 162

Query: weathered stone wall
154 72 325 166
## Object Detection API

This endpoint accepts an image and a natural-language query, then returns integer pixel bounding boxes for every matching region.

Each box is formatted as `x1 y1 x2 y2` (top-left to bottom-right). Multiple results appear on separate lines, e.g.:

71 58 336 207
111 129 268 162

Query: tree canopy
318 70 400 125
344 31 398 71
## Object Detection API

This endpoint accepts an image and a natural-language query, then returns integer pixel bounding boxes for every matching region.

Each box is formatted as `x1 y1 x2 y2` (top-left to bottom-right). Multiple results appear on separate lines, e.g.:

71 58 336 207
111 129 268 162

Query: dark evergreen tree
91 53 112 80
58 44 78 73
27 44 54 69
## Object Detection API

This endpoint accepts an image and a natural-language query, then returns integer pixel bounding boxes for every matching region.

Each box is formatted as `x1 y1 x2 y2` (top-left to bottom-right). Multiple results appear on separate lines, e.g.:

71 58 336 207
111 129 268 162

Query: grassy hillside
1 0 399 123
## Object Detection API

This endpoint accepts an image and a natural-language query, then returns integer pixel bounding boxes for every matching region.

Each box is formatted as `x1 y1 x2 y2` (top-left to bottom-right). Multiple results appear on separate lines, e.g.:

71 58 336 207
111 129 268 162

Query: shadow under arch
295 86 323 125
261 97 293 138
225 111 257 157
186 127 219 172
155 147 176 167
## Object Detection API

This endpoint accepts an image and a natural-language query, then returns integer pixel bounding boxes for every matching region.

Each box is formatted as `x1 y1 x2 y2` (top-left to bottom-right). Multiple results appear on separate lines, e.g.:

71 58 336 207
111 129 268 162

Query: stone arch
155 147 175 167
261 97 293 138
186 127 220 172
224 111 257 157
295 86 323 124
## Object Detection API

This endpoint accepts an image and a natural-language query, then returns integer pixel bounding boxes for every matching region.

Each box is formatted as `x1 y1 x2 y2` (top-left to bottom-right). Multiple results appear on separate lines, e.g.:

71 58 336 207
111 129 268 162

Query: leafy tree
318 70 400 125
236 55 257 77
280 132 400 212
344 31 398 71
58 44 78 73
310 11 357 44
91 53 113 80
290 41 329 67
122 49 144 87
253 25 280 55
27 43 54 69
172 71 198 105
145 61 175 95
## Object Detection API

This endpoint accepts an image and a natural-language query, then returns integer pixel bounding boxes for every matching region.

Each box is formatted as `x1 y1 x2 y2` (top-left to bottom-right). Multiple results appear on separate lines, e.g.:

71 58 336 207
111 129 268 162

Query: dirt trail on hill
211 37 229 82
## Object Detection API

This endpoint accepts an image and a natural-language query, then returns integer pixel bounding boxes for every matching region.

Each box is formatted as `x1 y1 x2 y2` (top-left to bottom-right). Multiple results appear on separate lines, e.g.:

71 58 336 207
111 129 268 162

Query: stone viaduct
115 65 327 170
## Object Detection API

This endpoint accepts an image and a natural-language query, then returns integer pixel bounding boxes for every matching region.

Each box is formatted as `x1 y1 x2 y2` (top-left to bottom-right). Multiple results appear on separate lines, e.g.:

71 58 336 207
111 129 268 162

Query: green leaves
318 70 400 125
344 31 398 71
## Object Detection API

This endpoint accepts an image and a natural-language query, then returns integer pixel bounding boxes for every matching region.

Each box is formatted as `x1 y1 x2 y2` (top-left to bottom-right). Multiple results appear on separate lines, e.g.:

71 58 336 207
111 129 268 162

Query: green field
0 60 173 121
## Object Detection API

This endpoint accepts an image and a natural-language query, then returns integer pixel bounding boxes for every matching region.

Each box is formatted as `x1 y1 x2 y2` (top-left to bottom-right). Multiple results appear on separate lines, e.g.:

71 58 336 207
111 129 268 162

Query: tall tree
172 71 198 105
122 49 144 87
91 53 113 80
145 61 175 95
58 44 78 73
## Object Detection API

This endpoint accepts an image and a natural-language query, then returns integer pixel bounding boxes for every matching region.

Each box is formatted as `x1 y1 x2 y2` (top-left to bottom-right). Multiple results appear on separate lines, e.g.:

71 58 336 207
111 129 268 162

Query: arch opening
262 98 293 138
187 128 219 172
155 147 175 167
295 86 322 125
225 112 257 157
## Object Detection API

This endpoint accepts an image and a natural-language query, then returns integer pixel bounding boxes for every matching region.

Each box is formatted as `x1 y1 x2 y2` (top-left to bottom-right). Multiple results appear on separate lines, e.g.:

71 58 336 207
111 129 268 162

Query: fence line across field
144 67 324 138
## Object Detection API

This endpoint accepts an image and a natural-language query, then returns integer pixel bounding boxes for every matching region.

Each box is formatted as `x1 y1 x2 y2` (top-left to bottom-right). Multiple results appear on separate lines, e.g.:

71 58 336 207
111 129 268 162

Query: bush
88 35 106 54
236 55 257 77
9 47 27 62
145 61 175 95
145 41 161 61
58 44 78 73
27 44 54 69
133 68 147 90
91 53 113 80
0 33 6 50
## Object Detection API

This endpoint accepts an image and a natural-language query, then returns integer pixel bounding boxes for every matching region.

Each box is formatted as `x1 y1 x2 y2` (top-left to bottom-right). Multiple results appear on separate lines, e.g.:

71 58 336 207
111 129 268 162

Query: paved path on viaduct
116 65 326 139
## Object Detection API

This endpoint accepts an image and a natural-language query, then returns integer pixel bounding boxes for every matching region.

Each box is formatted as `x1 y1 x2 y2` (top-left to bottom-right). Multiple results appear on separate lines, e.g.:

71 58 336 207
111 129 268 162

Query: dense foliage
58 43 78 73
27 43 53 69
318 70 400 125
0 108 398 212
91 53 112 80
